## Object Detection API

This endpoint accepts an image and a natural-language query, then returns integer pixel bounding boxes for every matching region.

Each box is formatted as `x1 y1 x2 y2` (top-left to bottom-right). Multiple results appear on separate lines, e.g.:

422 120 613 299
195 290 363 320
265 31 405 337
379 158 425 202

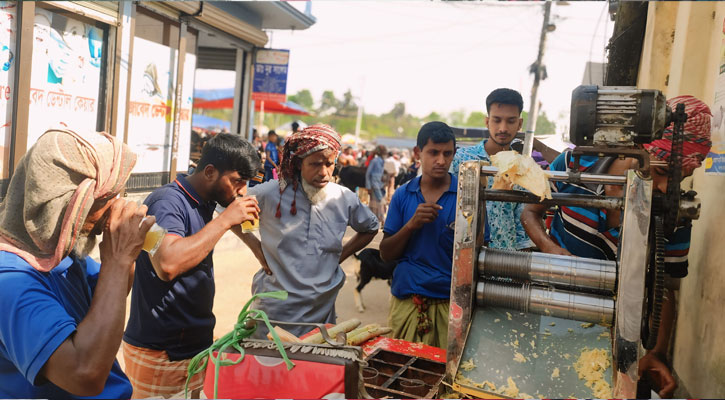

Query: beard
301 178 328 205
73 233 98 259
211 182 234 207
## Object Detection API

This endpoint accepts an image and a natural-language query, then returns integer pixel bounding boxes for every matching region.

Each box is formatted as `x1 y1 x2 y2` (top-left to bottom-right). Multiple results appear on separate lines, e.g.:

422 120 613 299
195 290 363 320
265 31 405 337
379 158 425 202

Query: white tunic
248 180 379 336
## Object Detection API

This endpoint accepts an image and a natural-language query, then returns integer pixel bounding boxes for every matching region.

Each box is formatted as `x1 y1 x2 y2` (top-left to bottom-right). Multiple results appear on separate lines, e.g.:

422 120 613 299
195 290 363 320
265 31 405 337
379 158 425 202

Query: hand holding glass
141 217 167 256
241 195 260 233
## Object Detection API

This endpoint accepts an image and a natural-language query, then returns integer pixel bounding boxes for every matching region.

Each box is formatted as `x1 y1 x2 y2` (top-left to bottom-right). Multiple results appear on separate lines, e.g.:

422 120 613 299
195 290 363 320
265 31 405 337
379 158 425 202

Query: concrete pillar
637 2 678 91
667 2 717 99
666 2 725 397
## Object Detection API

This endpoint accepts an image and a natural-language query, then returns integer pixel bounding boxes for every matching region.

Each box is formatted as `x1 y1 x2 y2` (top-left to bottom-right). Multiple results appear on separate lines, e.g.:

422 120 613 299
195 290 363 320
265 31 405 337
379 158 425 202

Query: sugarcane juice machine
445 86 701 398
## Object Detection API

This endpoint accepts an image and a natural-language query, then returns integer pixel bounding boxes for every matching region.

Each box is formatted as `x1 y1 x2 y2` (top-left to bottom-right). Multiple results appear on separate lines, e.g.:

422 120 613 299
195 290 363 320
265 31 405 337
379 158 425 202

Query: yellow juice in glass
241 195 259 233
142 221 167 256
241 218 259 233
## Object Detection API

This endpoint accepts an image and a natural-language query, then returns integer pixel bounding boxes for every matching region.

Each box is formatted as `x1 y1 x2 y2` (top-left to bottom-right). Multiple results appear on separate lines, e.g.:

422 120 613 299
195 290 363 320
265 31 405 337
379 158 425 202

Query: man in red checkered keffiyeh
276 123 342 217
644 95 713 175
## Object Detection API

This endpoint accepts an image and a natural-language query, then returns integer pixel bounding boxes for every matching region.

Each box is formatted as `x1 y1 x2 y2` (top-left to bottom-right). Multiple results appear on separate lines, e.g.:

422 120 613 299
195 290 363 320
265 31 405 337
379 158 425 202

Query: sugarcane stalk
347 327 393 346
266 326 302 343
347 323 380 339
301 318 361 344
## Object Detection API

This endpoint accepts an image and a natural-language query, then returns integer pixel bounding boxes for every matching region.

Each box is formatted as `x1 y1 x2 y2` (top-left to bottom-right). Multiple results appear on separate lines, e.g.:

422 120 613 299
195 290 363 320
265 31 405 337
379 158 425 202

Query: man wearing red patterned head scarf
523 95 712 398
235 124 379 337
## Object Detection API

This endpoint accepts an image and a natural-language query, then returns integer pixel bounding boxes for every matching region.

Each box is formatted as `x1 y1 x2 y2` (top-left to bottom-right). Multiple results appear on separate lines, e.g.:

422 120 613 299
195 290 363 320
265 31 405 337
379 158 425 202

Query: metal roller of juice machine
445 86 702 398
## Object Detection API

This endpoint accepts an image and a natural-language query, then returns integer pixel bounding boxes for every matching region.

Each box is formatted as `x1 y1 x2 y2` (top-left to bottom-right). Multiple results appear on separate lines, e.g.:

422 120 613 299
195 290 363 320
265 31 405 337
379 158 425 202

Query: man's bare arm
638 287 677 398
340 231 376 263
380 203 440 262
231 225 271 275
151 197 259 281
521 203 571 255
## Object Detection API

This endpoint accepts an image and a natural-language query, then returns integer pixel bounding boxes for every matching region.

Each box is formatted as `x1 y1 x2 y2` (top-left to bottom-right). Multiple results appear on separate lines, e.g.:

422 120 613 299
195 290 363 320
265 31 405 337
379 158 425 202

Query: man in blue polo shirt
0 129 150 399
379 121 457 348
122 133 261 398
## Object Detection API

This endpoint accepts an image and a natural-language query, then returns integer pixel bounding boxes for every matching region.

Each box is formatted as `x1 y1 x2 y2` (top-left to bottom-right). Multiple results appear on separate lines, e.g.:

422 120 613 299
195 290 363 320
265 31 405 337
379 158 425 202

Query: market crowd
0 88 713 399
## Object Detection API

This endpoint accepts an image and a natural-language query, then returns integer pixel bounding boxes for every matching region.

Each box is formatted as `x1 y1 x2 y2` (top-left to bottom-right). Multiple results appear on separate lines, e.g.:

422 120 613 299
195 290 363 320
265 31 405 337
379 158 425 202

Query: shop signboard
28 8 103 149
127 36 194 173
706 17 725 175
251 49 289 103
0 1 16 179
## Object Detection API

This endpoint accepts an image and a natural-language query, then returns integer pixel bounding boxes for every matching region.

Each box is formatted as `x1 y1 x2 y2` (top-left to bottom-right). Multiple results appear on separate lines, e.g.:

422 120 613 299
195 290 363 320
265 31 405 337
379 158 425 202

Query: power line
588 2 607 84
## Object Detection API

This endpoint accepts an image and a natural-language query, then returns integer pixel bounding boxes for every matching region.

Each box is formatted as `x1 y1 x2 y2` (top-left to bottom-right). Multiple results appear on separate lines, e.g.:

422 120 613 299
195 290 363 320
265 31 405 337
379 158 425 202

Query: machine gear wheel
642 215 666 350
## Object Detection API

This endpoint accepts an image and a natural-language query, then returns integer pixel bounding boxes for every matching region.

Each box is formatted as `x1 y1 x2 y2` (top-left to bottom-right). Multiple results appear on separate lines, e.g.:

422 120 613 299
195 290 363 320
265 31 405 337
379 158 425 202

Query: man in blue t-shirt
0 130 151 399
123 134 261 398
379 122 457 349
264 130 280 182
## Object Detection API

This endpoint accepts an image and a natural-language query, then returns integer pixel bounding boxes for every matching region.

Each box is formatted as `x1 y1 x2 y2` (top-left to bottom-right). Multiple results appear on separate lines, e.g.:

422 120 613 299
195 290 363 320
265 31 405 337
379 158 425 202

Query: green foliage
196 108 232 122
465 111 486 128
521 111 557 135
339 90 359 117
319 90 340 115
287 89 314 110
387 102 406 120
424 111 442 122
447 109 467 126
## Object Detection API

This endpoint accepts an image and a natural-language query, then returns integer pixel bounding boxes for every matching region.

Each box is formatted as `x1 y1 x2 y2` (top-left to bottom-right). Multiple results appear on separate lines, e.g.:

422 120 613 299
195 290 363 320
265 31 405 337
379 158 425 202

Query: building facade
637 2 725 396
0 1 314 196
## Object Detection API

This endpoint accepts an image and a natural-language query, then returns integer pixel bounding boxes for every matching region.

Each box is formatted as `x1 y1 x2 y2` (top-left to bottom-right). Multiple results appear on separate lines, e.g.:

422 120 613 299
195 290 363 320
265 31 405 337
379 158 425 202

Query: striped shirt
248 170 264 188
451 140 533 250
548 151 691 278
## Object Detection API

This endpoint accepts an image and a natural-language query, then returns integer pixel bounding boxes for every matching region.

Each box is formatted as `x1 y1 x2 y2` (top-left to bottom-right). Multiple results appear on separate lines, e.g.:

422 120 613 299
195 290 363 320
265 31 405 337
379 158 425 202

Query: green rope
184 290 295 399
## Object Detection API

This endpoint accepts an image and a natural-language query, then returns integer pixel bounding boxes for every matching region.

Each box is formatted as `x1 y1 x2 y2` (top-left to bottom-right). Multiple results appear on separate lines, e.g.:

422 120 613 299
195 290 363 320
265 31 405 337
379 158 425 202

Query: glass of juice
240 195 259 233
141 217 167 256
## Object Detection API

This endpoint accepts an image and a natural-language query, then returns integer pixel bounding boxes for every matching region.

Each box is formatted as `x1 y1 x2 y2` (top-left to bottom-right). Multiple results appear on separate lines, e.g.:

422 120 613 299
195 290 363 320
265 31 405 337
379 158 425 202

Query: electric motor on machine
569 85 669 147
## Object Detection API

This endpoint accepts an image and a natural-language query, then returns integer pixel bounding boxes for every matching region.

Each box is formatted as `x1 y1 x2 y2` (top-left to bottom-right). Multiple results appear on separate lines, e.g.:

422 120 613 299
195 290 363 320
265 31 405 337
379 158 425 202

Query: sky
197 1 615 134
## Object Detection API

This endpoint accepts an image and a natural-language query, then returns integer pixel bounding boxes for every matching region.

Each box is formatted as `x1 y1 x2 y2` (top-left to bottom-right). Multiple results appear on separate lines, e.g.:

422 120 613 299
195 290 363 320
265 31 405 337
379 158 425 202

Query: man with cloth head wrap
235 124 379 337
522 95 713 398
0 129 152 398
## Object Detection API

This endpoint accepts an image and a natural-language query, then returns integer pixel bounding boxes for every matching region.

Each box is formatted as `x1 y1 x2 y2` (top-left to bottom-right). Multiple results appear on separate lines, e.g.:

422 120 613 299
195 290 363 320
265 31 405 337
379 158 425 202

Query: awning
192 114 231 131
193 97 311 116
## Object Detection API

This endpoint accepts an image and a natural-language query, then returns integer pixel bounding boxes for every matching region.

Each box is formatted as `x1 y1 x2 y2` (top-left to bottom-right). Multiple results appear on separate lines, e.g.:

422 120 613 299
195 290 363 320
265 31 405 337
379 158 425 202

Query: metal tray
363 348 445 398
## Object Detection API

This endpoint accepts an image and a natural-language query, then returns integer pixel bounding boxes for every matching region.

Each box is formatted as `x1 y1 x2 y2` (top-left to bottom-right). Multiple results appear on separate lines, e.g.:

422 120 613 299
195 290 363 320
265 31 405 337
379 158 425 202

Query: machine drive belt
643 215 666 350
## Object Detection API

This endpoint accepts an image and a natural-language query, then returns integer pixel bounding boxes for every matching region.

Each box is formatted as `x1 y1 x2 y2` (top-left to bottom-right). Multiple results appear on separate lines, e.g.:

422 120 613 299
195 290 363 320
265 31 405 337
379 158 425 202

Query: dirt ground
209 227 392 339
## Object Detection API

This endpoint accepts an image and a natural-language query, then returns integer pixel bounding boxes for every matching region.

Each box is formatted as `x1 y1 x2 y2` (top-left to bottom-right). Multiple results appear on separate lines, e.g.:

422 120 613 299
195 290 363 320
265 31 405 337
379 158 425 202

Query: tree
424 111 442 122
288 89 314 110
338 89 359 117
389 102 406 120
319 90 340 115
465 111 486 128
447 109 466 126
521 111 557 135
535 112 557 135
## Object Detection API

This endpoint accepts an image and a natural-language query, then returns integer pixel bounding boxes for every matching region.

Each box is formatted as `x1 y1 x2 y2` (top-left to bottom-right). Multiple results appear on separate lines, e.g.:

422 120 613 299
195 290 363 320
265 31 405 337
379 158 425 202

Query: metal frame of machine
445 86 700 398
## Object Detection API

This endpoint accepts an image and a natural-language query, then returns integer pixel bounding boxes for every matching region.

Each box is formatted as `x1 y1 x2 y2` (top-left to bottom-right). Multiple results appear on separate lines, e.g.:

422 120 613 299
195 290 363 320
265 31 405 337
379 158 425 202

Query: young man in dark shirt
123 133 260 398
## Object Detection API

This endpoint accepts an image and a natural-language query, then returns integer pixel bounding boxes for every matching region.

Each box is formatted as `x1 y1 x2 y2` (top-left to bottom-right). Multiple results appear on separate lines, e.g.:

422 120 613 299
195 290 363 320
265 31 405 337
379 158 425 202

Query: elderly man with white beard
235 124 379 337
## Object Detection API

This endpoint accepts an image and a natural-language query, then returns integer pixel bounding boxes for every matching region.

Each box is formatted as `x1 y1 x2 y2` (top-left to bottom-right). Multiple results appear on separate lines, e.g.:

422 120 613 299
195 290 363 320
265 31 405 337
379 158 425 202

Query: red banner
251 92 286 103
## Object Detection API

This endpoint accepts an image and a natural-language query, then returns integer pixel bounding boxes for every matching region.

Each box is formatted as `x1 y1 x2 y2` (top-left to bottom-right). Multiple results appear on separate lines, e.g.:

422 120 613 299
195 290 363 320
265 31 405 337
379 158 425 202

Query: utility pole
354 77 365 142
605 1 648 86
524 0 553 156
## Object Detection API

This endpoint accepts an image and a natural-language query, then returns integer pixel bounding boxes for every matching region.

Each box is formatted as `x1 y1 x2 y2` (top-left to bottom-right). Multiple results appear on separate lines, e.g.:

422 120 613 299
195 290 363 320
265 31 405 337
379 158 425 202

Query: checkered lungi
122 341 205 399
